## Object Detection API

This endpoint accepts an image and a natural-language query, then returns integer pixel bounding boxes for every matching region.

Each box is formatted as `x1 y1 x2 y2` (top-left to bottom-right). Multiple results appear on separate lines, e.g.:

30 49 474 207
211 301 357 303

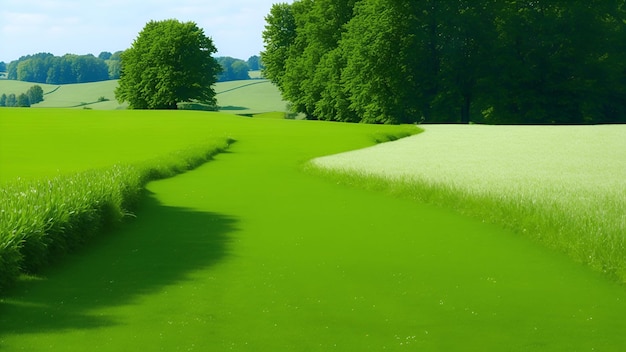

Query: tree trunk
461 94 471 124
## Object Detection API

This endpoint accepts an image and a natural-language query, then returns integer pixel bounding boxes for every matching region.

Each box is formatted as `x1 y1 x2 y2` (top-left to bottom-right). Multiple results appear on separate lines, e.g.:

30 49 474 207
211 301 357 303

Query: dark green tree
106 59 121 79
16 93 30 107
106 51 123 79
98 51 113 60
486 0 626 124
26 85 44 104
247 55 262 71
216 57 250 81
341 0 453 123
115 19 221 109
262 0 626 124
5 94 16 107
0 94 6 107
0 61 6 72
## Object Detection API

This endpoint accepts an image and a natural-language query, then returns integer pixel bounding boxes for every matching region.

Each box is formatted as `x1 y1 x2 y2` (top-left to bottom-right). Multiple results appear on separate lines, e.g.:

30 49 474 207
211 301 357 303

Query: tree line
216 55 264 82
6 52 122 84
262 0 626 124
0 85 44 107
4 52 264 85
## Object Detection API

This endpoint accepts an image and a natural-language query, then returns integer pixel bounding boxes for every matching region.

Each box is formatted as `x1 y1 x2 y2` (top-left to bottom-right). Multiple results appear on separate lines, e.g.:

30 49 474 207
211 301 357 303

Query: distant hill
0 77 289 115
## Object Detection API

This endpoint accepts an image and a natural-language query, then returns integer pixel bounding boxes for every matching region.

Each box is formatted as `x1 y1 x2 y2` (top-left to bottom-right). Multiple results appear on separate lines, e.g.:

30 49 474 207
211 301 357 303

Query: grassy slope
0 108 233 182
0 78 285 113
216 79 287 115
1 111 626 350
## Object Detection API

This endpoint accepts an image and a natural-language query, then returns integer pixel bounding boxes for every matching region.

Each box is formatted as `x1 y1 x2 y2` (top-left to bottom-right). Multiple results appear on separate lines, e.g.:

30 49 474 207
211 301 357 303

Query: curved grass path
2 117 626 350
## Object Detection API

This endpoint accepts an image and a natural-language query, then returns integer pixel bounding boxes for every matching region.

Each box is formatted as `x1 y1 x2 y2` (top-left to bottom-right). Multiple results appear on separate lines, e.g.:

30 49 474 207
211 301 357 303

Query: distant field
0 80 57 95
0 75 286 114
215 79 288 115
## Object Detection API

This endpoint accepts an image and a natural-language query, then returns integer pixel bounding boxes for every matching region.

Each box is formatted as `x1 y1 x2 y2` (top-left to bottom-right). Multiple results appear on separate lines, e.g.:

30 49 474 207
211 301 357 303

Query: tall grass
311 124 626 282
0 139 232 292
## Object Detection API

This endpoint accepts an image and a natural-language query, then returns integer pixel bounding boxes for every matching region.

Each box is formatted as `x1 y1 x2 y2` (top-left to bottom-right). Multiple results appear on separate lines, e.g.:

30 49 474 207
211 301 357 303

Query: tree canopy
262 0 626 124
6 53 116 84
115 19 221 109
216 57 250 81
0 85 44 108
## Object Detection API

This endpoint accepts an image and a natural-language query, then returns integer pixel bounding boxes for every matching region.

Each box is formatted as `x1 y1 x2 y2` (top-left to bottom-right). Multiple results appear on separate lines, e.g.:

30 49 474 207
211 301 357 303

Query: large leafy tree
115 19 221 109
262 0 626 124
262 3 298 91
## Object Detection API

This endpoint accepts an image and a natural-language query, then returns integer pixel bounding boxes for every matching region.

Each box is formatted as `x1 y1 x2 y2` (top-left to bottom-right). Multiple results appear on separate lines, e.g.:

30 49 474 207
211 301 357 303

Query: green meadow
312 124 626 282
1 107 626 350
0 78 286 113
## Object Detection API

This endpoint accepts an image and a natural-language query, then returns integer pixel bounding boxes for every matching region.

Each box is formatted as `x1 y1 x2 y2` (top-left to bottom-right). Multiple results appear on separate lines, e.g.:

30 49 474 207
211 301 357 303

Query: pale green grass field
1 110 626 350
1 77 285 113
215 79 288 115
0 80 57 95
312 124 626 280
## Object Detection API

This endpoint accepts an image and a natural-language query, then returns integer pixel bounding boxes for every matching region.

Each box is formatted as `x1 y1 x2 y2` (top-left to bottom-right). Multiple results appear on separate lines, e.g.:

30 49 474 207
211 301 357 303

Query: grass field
1 109 626 350
0 76 286 114
312 124 626 281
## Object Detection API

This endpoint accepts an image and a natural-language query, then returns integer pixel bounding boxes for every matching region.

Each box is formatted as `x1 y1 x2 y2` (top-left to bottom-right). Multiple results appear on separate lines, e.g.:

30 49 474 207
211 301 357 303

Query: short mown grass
311 124 626 282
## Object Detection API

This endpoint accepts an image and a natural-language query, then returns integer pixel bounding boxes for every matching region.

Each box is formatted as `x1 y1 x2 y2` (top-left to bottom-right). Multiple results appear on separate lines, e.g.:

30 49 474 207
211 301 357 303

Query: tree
0 94 6 107
27 85 44 104
98 51 113 60
0 61 6 72
262 3 298 89
115 19 221 109
106 51 123 79
247 55 262 70
106 59 121 79
262 0 626 124
216 57 250 81
5 94 17 107
16 93 30 107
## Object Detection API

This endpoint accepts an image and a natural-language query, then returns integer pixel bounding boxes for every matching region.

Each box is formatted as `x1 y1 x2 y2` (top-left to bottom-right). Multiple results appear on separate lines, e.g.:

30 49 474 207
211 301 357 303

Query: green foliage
26 85 44 104
262 0 626 124
105 59 121 79
16 93 30 107
98 51 112 60
247 55 262 71
261 3 297 89
5 93 16 107
1 84 44 108
7 53 110 84
216 56 250 81
115 19 221 109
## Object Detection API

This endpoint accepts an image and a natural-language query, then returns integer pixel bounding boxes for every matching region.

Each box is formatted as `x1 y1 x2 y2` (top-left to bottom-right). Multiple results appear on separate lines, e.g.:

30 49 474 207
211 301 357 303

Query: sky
0 0 291 63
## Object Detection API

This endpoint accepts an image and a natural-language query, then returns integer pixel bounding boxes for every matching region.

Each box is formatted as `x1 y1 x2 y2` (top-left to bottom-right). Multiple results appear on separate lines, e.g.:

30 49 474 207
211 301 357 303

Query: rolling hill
0 76 288 115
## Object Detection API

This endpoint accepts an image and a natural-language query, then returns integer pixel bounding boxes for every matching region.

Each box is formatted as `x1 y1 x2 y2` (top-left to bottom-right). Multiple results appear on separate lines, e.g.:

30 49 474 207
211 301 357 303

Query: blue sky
0 0 290 62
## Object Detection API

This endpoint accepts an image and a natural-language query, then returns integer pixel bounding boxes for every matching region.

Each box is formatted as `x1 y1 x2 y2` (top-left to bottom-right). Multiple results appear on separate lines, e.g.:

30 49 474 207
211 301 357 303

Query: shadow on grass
0 189 237 336
219 105 249 111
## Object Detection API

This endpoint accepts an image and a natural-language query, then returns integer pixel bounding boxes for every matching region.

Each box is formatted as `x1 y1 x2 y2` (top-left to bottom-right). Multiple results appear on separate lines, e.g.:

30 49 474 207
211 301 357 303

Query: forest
262 0 626 124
